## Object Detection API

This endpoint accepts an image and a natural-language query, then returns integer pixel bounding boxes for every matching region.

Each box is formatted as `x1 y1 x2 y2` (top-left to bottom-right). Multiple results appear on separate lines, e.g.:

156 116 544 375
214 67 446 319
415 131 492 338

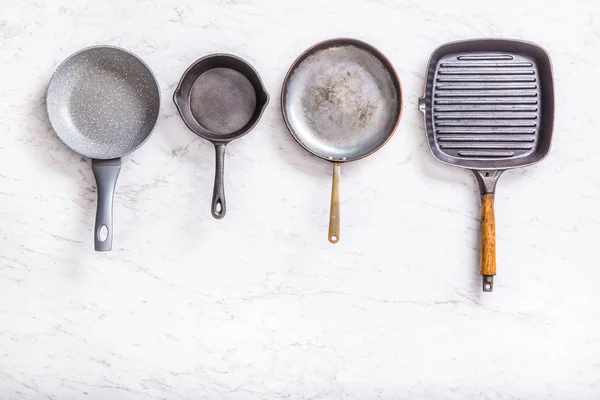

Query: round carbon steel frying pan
46 46 160 251
174 54 269 219
282 38 402 243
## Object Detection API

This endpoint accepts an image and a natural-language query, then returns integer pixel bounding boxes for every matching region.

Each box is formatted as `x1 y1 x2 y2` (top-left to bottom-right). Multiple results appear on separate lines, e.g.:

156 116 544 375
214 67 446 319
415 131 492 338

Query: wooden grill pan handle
480 193 496 292
473 170 503 292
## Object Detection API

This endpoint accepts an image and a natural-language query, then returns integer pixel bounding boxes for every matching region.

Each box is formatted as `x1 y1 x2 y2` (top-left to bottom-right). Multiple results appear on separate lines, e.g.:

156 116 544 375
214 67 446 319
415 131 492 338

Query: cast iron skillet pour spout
173 54 269 219
419 38 555 292
46 45 161 251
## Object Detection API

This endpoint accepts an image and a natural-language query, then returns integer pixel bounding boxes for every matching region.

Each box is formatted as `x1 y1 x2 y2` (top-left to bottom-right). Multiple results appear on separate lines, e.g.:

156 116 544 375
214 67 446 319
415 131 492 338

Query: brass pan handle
328 162 340 244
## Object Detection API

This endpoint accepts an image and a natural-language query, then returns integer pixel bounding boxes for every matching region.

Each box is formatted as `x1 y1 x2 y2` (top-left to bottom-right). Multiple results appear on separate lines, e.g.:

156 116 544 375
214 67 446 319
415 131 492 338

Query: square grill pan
419 39 554 170
418 39 555 292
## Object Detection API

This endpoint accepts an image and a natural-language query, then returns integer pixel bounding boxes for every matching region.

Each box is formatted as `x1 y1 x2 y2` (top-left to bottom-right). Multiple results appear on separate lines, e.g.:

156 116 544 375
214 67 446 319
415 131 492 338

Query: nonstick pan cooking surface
47 46 159 160
419 39 554 291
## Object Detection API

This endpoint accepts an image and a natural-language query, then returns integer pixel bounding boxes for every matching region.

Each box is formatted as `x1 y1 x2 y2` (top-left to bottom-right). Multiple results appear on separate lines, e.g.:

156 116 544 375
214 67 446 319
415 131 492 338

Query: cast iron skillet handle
328 162 340 244
212 144 227 219
91 158 121 251
473 170 503 292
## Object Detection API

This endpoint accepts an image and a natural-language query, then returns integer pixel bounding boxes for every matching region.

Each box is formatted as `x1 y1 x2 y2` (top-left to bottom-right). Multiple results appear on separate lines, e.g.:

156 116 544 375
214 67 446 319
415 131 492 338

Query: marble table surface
1 0 599 398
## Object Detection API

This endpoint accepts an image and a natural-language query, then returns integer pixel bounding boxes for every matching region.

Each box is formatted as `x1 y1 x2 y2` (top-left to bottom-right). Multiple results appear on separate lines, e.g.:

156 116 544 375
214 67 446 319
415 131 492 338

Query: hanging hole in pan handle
214 198 223 216
98 225 109 242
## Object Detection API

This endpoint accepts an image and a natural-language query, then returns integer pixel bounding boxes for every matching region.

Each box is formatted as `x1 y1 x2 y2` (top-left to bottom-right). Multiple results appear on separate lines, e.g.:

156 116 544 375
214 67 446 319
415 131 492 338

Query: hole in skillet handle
212 197 225 219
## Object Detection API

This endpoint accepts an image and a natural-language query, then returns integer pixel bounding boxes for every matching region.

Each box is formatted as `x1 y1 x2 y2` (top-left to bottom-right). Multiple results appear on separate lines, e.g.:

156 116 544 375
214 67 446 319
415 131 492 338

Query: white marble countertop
1 0 599 398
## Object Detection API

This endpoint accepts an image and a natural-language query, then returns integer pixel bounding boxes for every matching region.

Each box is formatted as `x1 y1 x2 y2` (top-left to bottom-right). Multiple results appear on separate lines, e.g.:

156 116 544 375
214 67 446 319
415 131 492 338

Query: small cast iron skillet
174 54 269 219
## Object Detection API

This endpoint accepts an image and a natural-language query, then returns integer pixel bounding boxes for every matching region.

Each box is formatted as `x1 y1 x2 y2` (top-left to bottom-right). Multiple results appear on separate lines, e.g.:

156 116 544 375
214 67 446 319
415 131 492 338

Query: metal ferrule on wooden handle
480 194 496 292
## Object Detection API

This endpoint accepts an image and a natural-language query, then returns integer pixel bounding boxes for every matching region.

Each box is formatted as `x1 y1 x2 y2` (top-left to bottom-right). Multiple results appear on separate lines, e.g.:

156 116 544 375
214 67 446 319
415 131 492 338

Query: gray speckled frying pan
46 46 160 251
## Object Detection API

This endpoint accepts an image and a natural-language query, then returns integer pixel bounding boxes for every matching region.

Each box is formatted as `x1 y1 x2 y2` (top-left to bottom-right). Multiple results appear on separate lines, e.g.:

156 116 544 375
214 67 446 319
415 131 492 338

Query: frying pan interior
282 39 401 162
46 46 160 251
47 46 160 159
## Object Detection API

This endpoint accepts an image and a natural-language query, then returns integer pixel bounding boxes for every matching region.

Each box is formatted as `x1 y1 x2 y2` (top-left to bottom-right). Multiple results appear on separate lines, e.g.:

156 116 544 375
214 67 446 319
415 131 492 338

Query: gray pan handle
91 158 121 251
211 144 227 219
